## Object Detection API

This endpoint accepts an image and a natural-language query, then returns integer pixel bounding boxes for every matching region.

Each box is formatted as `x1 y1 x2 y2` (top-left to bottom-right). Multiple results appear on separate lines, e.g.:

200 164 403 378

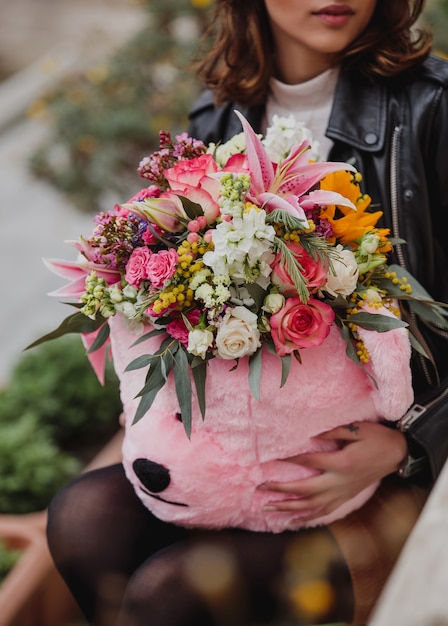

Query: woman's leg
46 464 189 625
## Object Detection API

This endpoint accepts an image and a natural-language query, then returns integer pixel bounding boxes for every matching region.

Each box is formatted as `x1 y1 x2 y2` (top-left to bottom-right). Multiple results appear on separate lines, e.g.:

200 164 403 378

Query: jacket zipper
390 125 448 412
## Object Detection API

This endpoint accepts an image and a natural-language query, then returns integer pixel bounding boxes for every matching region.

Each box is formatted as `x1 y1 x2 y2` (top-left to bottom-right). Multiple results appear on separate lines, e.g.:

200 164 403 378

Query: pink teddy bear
106 308 413 534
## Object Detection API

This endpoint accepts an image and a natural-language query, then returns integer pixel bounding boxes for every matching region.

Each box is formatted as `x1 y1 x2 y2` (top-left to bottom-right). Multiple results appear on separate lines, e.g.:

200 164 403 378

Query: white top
264 67 340 160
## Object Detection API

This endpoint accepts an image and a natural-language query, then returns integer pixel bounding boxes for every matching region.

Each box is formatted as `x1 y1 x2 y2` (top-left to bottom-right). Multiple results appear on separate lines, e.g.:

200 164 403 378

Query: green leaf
136 358 166 397
125 354 157 371
265 341 292 387
88 323 110 353
339 323 378 389
248 348 263 401
25 312 107 350
177 195 204 220
130 327 166 347
279 354 292 387
132 385 163 425
173 347 192 438
191 358 207 420
406 298 448 328
348 311 408 332
379 264 448 328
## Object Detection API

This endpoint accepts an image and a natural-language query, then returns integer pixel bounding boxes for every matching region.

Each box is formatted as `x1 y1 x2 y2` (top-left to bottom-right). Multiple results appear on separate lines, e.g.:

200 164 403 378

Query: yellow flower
319 170 390 246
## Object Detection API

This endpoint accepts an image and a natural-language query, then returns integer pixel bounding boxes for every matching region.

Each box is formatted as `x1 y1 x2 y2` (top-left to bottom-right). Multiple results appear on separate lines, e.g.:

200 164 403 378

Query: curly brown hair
194 0 433 106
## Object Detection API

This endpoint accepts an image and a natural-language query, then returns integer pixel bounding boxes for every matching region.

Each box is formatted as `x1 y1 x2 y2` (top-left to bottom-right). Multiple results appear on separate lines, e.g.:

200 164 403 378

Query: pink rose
270 297 335 355
164 154 220 224
271 243 327 296
145 248 178 289
125 247 153 288
166 309 201 345
164 153 218 187
127 185 161 202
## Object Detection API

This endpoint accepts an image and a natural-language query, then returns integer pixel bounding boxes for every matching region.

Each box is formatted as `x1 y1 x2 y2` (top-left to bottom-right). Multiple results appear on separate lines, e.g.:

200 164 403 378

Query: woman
47 1 448 624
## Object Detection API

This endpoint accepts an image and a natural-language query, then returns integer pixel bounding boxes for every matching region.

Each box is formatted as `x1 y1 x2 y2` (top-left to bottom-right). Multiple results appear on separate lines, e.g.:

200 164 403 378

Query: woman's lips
312 4 355 26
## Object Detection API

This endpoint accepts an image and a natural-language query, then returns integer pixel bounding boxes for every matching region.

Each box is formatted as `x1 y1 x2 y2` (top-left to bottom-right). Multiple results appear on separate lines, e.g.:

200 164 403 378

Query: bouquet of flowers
32 111 448 438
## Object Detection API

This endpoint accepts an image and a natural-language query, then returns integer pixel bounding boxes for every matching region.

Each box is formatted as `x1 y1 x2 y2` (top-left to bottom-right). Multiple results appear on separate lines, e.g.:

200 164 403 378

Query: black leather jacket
188 54 448 484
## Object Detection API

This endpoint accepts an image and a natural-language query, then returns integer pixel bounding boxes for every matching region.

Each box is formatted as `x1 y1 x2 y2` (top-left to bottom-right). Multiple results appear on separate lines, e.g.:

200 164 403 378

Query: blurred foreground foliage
0 336 122 514
29 0 212 213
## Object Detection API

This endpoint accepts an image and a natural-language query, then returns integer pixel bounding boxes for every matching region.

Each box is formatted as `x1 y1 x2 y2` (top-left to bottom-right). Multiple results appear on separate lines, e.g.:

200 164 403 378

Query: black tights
46 464 354 626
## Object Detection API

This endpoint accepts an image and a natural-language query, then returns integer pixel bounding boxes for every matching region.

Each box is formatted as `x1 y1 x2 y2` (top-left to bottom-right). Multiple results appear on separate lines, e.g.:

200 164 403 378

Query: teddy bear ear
357 321 413 421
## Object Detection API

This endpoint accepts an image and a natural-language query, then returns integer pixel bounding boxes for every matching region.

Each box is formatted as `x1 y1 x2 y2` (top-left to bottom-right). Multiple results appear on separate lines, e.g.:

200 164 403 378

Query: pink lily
81 330 111 386
234 111 357 224
124 192 188 233
44 241 120 299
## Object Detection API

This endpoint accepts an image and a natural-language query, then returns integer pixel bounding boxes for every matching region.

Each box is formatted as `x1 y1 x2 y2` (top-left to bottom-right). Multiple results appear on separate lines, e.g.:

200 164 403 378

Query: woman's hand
258 422 408 521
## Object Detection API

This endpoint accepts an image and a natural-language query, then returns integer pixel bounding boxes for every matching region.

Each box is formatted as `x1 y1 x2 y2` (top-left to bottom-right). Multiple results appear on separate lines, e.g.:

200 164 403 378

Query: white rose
215 306 261 360
324 245 359 297
187 329 214 359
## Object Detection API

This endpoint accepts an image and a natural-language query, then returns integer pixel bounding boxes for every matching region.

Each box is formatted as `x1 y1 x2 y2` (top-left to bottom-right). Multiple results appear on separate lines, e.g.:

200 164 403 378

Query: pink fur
108 308 413 533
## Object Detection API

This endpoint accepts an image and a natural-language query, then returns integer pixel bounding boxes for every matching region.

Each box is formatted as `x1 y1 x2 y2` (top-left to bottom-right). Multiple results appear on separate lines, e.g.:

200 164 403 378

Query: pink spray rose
270 297 335 356
271 243 327 296
125 247 153 288
145 248 178 289
166 309 202 345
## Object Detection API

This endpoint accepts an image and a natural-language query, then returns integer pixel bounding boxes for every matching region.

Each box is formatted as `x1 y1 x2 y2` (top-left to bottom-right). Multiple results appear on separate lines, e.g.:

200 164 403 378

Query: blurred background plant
423 0 448 57
27 0 448 215
0 336 122 514
28 0 212 213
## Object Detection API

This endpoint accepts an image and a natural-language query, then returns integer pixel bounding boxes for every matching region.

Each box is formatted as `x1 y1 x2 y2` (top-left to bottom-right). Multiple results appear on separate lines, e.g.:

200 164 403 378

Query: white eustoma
207 132 247 167
187 329 214 358
215 306 261 360
262 114 321 163
202 208 275 289
324 245 359 297
262 292 285 314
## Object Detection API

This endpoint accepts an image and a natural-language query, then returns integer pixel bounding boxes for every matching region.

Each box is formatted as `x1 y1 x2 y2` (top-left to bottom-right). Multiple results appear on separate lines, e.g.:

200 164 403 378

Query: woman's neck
272 39 337 84
274 54 336 84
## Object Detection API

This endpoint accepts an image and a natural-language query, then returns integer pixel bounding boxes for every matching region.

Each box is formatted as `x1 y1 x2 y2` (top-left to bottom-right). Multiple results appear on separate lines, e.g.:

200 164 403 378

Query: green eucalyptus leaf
349 311 408 332
191 358 207 420
132 386 163 425
406 299 448 328
87 323 110 353
248 348 263 401
173 347 192 438
130 328 166 347
340 324 378 389
409 333 430 359
125 354 157 371
25 312 107 350
279 354 292 387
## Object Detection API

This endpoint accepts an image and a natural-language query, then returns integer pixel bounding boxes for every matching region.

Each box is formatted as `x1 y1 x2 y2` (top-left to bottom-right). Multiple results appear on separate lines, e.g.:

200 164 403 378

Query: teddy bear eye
176 412 182 422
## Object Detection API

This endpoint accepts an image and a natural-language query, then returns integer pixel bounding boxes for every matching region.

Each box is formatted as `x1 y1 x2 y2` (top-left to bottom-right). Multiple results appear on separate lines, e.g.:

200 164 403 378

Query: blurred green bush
0 539 21 584
0 336 122 514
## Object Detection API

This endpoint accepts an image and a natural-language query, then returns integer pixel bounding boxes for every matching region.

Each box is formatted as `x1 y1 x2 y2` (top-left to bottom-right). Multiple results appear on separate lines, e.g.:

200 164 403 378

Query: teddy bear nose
133 458 171 493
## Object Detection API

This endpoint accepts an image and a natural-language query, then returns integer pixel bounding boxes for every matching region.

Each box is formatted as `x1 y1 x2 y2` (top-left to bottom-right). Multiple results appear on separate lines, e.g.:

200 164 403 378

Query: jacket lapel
326 69 388 153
